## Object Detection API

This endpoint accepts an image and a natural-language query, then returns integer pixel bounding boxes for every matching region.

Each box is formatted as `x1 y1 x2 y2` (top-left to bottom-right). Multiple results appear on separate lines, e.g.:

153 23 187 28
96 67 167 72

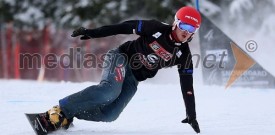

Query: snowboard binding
25 105 73 135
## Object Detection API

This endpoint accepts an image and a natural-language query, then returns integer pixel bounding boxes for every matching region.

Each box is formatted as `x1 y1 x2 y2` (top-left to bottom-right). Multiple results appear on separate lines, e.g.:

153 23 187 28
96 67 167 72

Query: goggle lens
178 22 197 33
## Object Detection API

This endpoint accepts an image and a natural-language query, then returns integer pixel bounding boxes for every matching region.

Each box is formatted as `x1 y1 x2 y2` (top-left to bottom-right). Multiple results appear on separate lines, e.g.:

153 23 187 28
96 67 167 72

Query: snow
1 79 275 135
199 0 221 16
14 6 43 25
75 0 90 8
229 0 254 19
3 0 16 6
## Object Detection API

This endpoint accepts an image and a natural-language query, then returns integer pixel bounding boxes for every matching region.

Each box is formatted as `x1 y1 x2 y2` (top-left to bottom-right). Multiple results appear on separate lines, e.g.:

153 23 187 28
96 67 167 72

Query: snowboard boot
38 105 73 132
47 105 73 130
182 117 200 133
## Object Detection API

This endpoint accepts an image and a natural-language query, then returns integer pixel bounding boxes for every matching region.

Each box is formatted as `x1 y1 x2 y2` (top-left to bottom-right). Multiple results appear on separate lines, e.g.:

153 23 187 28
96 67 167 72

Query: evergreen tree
0 0 191 29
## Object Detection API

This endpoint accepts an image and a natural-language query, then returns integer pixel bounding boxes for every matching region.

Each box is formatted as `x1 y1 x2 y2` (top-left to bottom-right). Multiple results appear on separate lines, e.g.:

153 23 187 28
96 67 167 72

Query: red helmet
175 6 201 28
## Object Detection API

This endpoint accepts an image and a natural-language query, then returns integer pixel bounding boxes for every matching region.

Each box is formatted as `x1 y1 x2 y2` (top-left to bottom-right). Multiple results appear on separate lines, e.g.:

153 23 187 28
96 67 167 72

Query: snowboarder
40 6 201 134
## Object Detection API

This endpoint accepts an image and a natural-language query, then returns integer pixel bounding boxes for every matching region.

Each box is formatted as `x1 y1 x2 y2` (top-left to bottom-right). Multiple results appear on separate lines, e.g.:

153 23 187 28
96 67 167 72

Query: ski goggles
177 22 197 34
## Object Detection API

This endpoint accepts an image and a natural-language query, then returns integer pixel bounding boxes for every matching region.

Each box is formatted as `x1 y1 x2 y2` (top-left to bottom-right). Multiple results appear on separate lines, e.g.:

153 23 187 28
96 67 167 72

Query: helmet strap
186 36 193 42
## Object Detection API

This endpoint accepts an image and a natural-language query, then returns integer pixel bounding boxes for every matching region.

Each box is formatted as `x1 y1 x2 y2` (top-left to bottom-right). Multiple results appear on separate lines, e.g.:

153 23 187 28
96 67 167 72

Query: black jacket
85 20 196 118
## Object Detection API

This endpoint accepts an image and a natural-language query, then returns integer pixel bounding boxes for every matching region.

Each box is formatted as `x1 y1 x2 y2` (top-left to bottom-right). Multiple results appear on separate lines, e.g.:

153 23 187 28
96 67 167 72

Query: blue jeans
59 48 138 122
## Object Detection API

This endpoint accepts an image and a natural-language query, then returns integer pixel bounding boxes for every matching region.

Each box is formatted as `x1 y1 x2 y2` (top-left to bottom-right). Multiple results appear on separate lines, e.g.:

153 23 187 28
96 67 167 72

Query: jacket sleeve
85 19 164 38
177 49 197 119
85 20 138 38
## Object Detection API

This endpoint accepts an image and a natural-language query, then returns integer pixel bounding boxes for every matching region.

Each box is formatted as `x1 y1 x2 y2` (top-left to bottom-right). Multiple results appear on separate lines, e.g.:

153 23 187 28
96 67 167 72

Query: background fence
0 22 137 82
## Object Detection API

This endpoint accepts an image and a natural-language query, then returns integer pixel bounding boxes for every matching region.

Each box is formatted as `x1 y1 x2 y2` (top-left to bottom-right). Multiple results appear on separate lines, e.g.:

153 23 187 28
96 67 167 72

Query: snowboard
25 113 53 135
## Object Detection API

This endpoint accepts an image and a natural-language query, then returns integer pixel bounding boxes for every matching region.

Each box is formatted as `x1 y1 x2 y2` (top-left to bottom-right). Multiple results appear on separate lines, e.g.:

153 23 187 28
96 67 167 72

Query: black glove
182 117 200 133
71 27 91 40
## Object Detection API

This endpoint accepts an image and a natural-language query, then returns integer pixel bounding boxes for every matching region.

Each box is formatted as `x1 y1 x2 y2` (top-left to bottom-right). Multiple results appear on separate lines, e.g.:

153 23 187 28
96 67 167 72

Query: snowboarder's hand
182 117 200 133
71 27 91 40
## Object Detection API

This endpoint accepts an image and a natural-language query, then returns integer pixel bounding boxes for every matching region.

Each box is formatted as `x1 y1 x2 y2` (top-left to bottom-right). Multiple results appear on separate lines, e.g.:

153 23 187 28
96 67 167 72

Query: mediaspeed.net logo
225 41 257 88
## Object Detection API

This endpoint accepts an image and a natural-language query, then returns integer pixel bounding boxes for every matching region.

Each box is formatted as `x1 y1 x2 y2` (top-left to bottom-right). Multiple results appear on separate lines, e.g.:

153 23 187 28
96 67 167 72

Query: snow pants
59 48 139 122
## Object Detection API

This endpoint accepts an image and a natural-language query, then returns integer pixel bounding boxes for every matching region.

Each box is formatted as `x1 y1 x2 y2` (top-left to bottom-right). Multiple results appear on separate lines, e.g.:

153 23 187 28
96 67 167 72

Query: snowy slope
0 80 275 135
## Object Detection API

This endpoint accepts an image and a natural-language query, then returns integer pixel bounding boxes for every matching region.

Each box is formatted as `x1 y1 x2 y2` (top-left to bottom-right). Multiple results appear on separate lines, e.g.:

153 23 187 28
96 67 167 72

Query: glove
182 117 200 133
71 27 91 40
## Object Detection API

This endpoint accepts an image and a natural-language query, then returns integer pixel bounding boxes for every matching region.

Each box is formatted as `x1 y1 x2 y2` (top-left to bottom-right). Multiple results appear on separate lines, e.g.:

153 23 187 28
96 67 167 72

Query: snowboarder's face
175 25 194 42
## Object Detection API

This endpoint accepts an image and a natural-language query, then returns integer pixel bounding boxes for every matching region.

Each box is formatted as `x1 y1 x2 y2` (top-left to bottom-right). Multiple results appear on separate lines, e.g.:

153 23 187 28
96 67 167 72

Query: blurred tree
0 0 192 29
0 0 28 23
